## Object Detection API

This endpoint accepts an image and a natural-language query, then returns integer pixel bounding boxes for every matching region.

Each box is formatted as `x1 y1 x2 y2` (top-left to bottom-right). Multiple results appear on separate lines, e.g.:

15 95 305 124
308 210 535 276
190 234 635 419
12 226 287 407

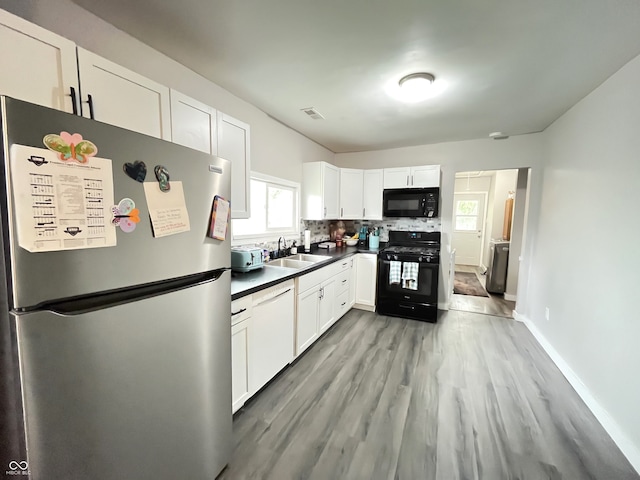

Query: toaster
231 247 264 272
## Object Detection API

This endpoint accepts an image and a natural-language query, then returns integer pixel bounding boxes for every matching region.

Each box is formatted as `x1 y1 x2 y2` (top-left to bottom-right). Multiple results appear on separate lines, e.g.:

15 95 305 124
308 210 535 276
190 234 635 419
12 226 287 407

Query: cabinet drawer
336 290 350 319
231 296 252 325
297 266 330 293
333 257 352 274
336 268 350 294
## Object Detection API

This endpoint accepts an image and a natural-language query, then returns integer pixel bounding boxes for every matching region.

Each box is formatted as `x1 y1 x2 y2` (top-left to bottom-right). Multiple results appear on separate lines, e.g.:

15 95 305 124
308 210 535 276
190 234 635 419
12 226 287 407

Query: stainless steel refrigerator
0 97 232 479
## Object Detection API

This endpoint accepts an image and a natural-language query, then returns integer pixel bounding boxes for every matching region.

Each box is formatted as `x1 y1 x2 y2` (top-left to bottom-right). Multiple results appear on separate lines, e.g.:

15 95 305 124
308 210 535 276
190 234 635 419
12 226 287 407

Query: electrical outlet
545 307 550 321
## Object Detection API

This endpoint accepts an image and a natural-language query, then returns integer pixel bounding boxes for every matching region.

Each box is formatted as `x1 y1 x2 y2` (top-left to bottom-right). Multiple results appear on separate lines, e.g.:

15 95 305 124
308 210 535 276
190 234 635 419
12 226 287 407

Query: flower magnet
43 131 97 163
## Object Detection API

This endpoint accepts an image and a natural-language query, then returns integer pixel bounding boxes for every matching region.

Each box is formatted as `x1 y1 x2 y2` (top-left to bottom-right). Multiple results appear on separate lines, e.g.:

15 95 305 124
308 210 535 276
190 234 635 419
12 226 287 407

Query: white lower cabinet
355 254 378 311
231 296 252 413
296 286 321 355
231 319 250 414
349 257 357 307
318 278 336 334
248 281 295 394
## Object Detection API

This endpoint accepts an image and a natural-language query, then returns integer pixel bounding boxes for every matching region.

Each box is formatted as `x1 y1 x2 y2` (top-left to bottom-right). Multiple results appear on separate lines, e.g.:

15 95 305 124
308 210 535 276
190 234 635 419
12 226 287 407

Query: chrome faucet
277 237 286 257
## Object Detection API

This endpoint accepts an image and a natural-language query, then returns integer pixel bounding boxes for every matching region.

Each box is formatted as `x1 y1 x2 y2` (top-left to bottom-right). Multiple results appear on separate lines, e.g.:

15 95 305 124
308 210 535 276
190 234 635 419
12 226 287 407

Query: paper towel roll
304 230 311 252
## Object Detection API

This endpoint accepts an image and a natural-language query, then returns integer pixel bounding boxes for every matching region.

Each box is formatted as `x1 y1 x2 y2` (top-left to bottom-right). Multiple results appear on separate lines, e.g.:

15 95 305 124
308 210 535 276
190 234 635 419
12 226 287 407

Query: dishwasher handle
253 288 292 307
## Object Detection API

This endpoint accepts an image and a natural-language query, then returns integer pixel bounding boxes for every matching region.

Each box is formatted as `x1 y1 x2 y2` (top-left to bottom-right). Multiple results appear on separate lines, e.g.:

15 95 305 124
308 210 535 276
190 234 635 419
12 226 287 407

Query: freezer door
1 98 231 308
15 271 231 480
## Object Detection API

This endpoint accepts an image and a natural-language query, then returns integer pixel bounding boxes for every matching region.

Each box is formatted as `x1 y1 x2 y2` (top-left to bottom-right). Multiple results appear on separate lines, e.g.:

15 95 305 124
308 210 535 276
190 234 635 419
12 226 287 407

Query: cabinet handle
363 207 365 217
341 302 346 306
231 308 247 316
406 175 410 186
324 206 327 217
411 175 414 186
341 207 343 217
342 279 347 284
69 87 78 115
87 94 95 120
254 288 292 306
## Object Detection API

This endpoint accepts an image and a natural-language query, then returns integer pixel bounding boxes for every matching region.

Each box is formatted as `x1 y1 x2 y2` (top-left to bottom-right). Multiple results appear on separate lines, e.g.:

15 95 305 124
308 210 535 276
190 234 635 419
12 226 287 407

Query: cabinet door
323 163 340 219
349 257 357 307
363 169 384 220
217 112 251 219
231 319 250 413
77 48 171 140
296 287 320 356
249 288 294 393
170 89 217 155
0 10 79 113
339 168 363 219
318 279 336 334
383 167 410 189
411 165 440 187
355 254 378 308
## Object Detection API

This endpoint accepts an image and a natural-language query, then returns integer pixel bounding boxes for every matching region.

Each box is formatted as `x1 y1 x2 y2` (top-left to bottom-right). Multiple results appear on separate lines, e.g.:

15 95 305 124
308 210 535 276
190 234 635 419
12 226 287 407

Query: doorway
452 192 487 265
449 169 528 319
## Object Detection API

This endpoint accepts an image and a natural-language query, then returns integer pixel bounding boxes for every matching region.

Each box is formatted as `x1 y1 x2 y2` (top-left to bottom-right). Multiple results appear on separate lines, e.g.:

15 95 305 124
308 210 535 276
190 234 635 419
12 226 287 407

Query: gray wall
522 50 640 468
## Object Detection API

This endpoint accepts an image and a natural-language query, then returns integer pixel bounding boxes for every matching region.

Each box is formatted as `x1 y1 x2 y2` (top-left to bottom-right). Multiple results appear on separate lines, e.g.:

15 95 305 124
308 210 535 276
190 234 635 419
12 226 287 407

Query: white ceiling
71 0 640 153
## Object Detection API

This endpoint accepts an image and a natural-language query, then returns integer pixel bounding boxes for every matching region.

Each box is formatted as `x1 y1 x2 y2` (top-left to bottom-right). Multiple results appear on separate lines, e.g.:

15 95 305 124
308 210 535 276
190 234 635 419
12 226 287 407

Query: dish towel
401 262 419 290
389 261 402 285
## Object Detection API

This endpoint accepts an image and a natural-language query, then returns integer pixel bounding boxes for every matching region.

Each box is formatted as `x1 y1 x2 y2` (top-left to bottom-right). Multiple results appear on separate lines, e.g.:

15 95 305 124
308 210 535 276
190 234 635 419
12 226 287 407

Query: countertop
231 245 383 300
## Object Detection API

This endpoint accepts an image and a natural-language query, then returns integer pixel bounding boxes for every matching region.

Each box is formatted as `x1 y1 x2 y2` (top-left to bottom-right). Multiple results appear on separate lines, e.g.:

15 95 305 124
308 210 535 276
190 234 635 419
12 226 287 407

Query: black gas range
376 231 440 322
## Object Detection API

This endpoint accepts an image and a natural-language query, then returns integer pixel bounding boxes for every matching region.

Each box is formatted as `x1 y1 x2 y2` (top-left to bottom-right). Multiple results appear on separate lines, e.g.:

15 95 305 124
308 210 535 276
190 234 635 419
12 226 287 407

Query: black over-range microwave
382 187 439 218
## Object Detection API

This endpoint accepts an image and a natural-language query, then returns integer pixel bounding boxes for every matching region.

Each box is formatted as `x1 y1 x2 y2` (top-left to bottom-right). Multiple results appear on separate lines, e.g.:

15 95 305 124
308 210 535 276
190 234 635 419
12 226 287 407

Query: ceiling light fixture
387 72 445 103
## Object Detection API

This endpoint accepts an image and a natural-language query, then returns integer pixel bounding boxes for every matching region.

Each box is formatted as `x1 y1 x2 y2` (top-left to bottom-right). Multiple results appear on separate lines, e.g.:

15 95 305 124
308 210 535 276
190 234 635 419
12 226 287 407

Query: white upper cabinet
383 167 412 189
217 112 251 219
0 10 79 113
363 169 383 220
302 162 340 220
339 168 363 219
411 165 440 187
77 48 171 140
383 165 440 188
170 90 217 155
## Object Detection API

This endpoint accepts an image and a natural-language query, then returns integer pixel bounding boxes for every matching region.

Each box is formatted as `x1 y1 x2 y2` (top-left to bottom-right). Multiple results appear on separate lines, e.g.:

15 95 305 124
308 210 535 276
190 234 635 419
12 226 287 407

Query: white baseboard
520 315 640 475
353 303 375 312
504 293 517 302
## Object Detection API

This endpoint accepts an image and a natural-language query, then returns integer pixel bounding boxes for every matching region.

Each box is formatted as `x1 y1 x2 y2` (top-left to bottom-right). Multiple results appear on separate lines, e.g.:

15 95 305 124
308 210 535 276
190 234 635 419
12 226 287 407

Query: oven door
376 256 438 304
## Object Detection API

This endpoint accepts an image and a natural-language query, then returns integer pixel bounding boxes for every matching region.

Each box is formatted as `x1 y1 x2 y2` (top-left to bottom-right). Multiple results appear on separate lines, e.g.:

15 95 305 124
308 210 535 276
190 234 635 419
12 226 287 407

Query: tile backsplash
300 217 441 243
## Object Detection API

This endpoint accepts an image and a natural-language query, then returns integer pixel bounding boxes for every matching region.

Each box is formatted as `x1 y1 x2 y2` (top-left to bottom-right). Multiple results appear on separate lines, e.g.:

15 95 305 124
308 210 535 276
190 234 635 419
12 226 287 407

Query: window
232 172 299 241
454 200 479 231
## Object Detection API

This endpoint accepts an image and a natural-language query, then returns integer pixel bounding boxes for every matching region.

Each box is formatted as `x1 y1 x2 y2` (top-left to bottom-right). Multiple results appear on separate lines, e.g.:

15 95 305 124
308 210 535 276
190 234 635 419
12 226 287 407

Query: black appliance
383 187 439 218
376 231 440 322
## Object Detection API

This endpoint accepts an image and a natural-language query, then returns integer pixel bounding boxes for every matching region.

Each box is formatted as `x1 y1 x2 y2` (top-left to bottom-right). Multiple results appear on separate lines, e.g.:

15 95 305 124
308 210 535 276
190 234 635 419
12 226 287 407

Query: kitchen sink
287 253 332 263
266 258 314 269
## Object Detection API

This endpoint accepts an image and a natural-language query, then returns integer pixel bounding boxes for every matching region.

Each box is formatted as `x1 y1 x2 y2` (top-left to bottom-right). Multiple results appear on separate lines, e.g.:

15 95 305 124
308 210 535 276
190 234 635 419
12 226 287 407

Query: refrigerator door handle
37 268 230 315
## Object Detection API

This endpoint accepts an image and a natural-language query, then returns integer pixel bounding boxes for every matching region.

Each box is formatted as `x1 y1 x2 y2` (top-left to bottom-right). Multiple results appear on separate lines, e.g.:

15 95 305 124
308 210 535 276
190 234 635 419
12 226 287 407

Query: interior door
451 192 486 266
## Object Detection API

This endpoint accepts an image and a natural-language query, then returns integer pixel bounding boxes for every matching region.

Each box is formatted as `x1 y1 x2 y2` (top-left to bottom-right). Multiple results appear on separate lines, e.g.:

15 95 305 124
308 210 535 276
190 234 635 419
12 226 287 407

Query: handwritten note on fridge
143 181 190 238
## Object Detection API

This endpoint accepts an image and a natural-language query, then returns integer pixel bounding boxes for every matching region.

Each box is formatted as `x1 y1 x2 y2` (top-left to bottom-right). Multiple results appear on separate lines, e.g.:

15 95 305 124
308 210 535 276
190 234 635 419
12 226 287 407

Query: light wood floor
450 265 516 318
219 309 638 480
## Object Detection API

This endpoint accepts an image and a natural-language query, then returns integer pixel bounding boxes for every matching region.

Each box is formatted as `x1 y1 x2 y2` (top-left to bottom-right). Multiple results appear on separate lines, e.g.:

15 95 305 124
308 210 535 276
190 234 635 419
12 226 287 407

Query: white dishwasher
248 280 295 394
